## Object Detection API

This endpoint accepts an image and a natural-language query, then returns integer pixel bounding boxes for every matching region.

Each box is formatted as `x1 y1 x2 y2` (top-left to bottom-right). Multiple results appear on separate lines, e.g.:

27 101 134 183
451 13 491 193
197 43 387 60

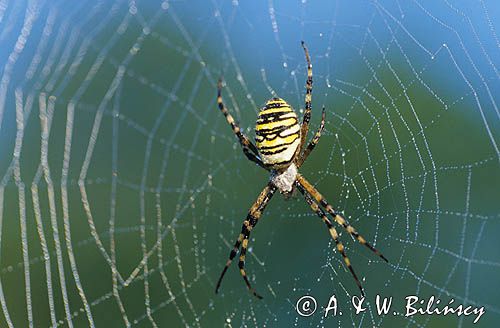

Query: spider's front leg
297 182 365 296
215 183 277 299
217 79 267 170
296 173 388 261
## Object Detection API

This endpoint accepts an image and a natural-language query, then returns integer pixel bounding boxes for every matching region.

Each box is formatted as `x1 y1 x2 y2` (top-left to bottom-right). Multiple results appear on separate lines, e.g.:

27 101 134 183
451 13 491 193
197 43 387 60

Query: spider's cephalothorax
255 98 300 170
215 42 388 300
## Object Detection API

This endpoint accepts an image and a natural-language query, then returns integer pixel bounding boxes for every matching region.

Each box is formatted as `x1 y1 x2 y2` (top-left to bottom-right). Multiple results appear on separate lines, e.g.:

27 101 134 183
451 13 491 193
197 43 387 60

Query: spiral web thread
0 0 499 327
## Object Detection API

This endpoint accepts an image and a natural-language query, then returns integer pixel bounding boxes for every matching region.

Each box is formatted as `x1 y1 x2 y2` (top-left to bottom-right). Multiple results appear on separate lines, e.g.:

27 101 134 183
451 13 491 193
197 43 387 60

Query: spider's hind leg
217 78 267 169
298 41 313 154
296 107 325 167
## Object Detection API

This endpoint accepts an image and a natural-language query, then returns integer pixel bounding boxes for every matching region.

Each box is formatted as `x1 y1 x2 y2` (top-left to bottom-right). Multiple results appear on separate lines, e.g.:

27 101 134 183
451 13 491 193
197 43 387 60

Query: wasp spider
215 42 388 299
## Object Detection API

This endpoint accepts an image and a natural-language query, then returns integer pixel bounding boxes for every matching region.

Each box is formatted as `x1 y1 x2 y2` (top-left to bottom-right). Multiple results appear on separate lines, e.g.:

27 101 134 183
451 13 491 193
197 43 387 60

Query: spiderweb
0 0 499 327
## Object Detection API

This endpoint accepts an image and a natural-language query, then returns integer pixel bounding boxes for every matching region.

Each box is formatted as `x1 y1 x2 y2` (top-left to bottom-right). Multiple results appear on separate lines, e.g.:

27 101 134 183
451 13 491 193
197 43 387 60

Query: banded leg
296 107 325 167
297 183 365 295
217 79 267 169
215 183 277 298
238 234 260 298
296 174 388 263
299 41 313 153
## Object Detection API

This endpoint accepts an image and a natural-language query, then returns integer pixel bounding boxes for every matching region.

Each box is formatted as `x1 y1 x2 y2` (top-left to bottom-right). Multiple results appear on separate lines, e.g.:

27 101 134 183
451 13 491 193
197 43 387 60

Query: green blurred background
0 0 499 327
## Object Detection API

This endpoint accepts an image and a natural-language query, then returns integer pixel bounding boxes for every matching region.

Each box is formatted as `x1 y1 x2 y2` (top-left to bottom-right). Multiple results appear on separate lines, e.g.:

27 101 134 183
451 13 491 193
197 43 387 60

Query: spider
215 41 388 299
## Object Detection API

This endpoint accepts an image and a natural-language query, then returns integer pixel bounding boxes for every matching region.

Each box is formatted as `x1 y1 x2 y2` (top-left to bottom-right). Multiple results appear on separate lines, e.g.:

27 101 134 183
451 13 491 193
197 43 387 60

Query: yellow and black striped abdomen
255 98 301 169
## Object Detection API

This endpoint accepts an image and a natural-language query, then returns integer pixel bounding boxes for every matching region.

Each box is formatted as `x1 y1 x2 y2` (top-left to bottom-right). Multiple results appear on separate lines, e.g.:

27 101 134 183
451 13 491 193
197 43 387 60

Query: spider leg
215 183 277 298
296 107 325 167
297 182 365 296
296 174 389 263
299 41 313 154
217 78 267 170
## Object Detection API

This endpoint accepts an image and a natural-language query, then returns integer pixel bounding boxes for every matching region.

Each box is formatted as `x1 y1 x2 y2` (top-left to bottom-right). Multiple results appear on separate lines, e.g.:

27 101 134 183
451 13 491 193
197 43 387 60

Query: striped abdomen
255 98 301 169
